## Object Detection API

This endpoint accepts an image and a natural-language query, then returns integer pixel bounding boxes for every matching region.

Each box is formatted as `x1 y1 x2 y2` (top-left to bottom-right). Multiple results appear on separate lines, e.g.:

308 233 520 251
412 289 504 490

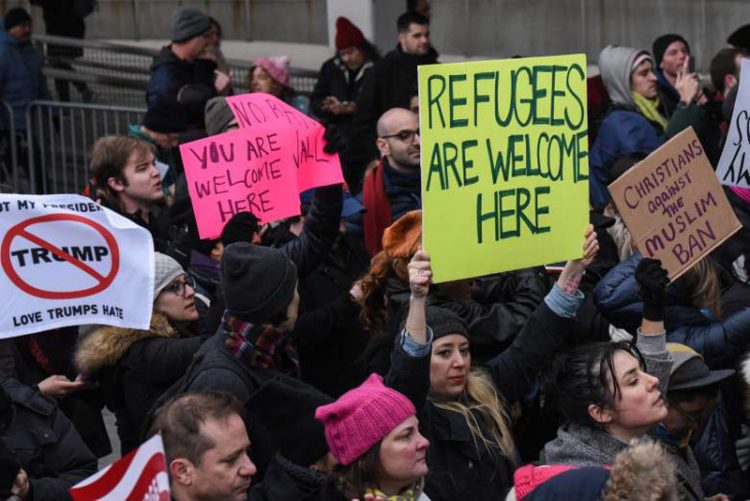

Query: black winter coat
75 314 202 454
204 184 343 335
310 56 374 140
0 378 97 500
146 47 217 134
386 301 574 501
345 45 438 177
33 0 86 58
249 454 345 501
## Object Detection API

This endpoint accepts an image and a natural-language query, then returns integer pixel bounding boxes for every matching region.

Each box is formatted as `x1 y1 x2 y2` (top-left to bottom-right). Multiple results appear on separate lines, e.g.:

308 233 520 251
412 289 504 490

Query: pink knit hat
254 56 291 87
314 373 416 465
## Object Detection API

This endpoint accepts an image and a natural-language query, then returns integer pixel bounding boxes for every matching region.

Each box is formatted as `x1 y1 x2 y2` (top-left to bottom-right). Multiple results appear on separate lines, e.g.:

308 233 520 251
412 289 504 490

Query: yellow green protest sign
418 54 590 282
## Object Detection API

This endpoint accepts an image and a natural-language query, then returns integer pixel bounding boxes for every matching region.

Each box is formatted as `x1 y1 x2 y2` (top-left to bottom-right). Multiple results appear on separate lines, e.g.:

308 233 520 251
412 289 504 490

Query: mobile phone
684 56 695 74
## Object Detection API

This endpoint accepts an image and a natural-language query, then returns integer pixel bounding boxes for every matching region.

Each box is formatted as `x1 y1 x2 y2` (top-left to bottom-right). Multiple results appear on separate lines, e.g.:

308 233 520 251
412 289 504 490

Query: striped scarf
223 312 300 376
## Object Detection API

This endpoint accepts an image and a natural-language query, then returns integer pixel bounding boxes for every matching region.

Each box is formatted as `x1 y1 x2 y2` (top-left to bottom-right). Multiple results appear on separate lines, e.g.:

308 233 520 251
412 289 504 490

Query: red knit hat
315 373 416 465
335 17 365 51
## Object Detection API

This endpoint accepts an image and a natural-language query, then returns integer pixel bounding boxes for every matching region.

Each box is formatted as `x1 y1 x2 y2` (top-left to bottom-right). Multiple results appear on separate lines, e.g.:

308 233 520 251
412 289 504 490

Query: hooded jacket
75 314 202 454
0 27 51 130
589 45 706 209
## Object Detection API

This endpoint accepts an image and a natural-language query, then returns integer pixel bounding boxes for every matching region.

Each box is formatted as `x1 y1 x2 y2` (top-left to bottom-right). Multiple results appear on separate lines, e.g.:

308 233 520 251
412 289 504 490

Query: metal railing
25 101 145 194
0 101 19 190
33 35 319 107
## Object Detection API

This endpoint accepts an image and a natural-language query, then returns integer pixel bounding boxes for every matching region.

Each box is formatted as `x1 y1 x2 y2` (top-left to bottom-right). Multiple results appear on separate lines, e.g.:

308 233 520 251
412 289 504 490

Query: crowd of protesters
1 0 750 499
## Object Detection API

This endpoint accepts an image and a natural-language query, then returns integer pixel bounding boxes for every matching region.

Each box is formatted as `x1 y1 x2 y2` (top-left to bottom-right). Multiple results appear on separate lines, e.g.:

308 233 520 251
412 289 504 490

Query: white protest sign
0 194 154 338
717 58 750 187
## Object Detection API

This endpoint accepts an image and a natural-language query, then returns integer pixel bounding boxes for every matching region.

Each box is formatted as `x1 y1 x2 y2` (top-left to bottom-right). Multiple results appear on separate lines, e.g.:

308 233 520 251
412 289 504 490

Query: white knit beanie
153 253 184 299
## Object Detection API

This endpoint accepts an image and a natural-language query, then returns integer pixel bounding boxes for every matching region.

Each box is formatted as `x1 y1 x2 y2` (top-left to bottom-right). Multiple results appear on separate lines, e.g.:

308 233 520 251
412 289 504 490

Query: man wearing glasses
658 343 741 500
351 108 421 255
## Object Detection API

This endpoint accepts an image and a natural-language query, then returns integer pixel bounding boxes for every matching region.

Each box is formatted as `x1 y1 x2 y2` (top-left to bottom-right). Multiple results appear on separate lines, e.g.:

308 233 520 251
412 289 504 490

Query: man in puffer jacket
144 8 219 139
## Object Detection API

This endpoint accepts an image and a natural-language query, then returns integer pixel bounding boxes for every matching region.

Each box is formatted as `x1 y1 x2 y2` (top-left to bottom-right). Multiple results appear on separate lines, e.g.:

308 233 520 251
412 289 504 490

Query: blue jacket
0 27 50 131
593 252 750 369
588 108 663 209
145 47 217 133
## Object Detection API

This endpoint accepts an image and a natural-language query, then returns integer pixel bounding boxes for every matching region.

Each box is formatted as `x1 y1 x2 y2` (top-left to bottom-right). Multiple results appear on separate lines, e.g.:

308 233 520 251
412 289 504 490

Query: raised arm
385 250 433 412
486 225 598 404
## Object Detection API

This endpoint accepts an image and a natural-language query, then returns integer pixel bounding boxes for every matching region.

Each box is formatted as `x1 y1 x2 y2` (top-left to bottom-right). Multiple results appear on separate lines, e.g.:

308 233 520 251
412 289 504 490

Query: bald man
348 108 421 255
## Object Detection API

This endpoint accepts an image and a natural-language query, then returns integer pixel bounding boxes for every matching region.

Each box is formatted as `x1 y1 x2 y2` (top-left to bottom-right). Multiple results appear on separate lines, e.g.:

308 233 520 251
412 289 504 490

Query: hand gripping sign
0 194 154 339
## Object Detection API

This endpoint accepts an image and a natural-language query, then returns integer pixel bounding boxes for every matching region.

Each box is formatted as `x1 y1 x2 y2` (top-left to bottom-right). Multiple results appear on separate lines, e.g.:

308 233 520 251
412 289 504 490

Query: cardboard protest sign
418 55 589 282
0 194 154 338
181 93 344 239
609 127 741 280
716 58 750 188
227 93 344 192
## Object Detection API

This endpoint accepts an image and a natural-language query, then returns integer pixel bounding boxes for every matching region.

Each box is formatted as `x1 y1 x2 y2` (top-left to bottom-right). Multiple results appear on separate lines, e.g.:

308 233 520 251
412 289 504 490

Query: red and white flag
70 434 170 501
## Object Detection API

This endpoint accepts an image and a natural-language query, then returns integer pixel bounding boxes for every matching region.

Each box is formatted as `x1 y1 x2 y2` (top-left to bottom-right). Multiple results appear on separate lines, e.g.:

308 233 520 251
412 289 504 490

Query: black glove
635 257 669 321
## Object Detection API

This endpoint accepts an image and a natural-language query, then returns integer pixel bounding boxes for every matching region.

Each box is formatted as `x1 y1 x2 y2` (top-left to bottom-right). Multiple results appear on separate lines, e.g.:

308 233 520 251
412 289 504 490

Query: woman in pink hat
315 373 432 500
250 55 309 114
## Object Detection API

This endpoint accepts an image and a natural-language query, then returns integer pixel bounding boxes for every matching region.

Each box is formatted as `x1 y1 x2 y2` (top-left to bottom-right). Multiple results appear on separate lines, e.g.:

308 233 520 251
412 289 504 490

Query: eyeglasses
380 128 420 143
163 275 196 297
667 397 716 427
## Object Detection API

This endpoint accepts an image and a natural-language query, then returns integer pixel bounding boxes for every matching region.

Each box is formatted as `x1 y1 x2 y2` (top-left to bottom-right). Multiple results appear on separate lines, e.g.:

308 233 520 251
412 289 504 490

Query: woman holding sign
589 45 705 210
383 227 597 501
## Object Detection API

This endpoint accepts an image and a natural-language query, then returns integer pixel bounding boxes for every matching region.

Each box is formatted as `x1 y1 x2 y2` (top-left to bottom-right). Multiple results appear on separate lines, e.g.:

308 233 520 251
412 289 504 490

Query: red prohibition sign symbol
1 213 120 299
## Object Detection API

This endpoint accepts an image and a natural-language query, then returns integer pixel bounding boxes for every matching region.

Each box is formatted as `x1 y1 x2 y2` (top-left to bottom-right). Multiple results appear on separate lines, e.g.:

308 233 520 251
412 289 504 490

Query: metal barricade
33 35 320 107
0 100 19 190
25 101 145 194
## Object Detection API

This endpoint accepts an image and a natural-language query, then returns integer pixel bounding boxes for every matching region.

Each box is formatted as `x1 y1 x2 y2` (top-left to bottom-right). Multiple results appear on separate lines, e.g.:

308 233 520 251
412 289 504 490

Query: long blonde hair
433 369 516 461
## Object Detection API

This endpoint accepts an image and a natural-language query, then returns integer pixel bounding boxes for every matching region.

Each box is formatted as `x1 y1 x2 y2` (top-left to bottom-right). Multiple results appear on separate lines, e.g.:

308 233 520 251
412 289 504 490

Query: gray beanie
154 253 184 299
205 97 236 136
171 8 211 43
425 306 468 340
220 243 298 324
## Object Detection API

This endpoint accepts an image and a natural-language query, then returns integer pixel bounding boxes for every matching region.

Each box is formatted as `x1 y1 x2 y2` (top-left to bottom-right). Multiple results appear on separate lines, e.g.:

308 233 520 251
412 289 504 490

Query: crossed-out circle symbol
1 213 120 299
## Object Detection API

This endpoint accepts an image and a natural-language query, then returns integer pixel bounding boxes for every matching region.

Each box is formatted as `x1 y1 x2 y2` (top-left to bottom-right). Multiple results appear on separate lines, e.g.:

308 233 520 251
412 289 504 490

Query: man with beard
345 12 437 193
348 108 421 255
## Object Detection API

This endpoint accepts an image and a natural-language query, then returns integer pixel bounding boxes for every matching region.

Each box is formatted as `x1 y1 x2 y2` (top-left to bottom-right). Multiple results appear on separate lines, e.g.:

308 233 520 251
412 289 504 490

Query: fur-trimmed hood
75 313 177 376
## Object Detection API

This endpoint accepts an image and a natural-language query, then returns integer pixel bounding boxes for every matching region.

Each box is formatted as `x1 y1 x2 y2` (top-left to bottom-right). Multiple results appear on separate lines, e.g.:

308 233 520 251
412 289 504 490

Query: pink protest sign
226 93 344 191
180 129 302 239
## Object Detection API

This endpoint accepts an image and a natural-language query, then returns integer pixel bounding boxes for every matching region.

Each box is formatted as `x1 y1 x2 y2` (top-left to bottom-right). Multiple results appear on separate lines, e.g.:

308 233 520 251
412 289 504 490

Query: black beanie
728 25 750 52
425 306 468 340
221 243 298 324
652 34 690 66
4 7 31 31
221 212 260 246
